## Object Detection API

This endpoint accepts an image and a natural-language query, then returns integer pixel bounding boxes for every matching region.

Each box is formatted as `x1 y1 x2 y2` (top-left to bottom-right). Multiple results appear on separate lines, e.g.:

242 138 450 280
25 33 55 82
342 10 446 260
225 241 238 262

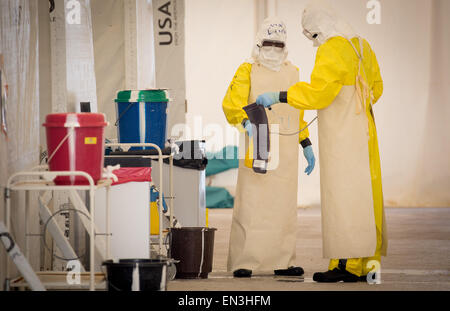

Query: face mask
259 46 286 71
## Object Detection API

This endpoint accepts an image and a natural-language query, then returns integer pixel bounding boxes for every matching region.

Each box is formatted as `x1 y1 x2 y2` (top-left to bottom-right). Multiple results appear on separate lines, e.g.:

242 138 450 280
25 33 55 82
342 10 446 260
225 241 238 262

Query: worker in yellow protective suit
223 18 315 278
256 1 388 282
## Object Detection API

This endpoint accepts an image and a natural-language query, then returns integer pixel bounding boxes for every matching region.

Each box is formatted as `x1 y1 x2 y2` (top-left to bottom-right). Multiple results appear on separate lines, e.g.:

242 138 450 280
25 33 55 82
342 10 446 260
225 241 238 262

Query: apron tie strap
347 37 374 116
347 37 372 137
355 68 374 115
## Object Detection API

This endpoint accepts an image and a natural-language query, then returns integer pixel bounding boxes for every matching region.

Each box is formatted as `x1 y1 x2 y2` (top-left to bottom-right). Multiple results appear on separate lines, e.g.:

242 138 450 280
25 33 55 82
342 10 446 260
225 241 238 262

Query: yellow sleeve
371 50 383 104
286 39 348 110
292 65 310 142
222 63 252 130
299 110 310 143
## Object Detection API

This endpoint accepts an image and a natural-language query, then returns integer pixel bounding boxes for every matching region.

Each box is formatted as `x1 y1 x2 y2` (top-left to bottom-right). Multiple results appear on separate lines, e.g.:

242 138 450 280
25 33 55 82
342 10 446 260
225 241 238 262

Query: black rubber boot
274 266 304 276
359 275 368 282
233 269 252 278
312 268 359 283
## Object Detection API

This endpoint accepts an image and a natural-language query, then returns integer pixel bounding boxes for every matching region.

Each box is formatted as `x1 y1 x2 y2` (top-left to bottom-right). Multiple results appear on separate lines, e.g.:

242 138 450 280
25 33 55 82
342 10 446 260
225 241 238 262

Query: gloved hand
256 92 280 108
303 145 315 175
244 120 253 137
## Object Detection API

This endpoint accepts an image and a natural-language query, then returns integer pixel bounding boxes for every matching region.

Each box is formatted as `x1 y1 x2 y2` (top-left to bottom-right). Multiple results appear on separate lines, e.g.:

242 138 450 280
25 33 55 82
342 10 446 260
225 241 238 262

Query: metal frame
3 143 173 291
5 170 110 291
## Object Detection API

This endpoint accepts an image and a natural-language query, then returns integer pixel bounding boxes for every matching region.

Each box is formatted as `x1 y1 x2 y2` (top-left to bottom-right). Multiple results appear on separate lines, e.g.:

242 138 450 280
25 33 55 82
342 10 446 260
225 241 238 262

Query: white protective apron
227 61 301 272
318 37 379 259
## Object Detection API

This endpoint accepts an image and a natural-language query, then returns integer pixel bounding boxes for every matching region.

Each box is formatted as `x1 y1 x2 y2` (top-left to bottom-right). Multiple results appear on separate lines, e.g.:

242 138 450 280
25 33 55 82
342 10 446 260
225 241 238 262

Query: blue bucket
115 90 169 150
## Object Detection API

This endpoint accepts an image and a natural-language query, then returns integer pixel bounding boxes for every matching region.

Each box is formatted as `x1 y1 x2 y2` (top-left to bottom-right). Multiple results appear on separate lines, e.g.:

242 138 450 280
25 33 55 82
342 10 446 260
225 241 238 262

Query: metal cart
3 143 173 291
104 143 175 257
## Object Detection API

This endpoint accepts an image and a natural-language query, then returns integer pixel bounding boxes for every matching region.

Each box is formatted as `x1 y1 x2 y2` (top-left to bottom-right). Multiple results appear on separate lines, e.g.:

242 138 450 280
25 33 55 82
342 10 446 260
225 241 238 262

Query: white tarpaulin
91 0 126 139
65 0 98 113
50 0 98 113
0 0 40 289
92 0 187 141
153 0 186 138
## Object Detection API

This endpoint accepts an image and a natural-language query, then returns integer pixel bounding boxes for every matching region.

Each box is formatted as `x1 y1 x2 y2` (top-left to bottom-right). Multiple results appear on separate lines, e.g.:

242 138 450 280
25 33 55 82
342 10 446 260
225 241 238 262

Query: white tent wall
409 0 450 207
64 0 98 113
184 0 449 208
45 0 99 114
92 0 159 141
153 0 187 137
0 0 40 290
49 0 68 113
183 0 256 148
38 0 52 149
136 0 156 91
91 0 126 139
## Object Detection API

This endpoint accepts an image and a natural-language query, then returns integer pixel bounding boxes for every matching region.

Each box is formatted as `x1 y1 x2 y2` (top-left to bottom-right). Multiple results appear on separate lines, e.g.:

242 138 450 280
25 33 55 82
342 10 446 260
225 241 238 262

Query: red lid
43 113 107 127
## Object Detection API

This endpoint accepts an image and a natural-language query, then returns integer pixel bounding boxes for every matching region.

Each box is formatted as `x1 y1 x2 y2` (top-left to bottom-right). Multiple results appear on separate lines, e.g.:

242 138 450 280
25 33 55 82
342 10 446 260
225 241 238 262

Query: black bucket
102 259 174 291
170 227 217 279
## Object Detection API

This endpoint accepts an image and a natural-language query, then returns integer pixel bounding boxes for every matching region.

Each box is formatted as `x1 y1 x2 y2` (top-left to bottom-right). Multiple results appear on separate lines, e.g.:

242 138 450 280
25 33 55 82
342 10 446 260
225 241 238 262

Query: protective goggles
261 40 285 49
303 29 318 41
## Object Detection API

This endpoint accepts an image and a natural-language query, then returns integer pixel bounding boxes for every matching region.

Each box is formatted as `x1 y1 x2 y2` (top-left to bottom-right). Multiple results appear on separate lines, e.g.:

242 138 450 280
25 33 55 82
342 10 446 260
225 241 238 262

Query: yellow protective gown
223 61 310 272
223 63 310 143
223 62 310 166
286 36 387 276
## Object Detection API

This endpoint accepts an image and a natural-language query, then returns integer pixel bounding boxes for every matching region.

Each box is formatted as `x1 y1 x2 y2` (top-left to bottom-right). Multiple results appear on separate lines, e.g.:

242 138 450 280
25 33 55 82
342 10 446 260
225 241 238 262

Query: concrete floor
167 207 450 291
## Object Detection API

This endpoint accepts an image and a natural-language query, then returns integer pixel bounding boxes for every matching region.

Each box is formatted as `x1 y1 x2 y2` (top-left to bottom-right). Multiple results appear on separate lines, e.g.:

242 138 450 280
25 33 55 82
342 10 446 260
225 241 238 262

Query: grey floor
167 207 450 291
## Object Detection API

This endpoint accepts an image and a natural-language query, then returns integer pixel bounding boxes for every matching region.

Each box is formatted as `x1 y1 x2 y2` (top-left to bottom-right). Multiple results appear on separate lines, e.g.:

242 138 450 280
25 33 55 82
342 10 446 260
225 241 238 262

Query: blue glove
303 145 315 175
244 120 253 137
256 92 280 108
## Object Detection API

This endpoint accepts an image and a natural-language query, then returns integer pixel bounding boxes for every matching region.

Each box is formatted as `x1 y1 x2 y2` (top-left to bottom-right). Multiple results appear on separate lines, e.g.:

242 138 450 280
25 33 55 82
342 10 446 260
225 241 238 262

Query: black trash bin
170 227 217 279
102 258 174 291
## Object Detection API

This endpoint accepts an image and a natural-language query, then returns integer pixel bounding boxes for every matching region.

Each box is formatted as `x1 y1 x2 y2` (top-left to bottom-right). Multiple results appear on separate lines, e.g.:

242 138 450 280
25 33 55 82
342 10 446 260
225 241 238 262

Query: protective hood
248 17 288 72
301 0 357 47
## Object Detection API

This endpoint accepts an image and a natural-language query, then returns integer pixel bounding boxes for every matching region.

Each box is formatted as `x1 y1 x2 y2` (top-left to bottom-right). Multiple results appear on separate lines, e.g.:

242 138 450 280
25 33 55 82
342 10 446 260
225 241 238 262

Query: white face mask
259 46 286 71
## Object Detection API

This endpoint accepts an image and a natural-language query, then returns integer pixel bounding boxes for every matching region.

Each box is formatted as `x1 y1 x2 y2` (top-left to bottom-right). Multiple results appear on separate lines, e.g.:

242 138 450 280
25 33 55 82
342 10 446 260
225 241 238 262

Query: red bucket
43 113 107 185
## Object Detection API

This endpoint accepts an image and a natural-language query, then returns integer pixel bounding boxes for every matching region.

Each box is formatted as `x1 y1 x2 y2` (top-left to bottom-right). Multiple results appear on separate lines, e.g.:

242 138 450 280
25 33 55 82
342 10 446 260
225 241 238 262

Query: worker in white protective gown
222 18 316 278
257 1 387 282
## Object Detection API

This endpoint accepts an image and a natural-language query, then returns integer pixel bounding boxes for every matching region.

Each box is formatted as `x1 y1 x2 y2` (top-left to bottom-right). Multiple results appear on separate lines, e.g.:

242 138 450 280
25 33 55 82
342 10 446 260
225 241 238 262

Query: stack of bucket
43 91 218 289
115 90 169 150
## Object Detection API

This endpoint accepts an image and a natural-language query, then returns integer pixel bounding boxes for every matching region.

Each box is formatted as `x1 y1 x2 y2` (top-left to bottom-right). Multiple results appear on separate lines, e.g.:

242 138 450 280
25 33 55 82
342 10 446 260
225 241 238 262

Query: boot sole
314 278 358 283
233 270 252 278
313 275 359 283
274 272 304 277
